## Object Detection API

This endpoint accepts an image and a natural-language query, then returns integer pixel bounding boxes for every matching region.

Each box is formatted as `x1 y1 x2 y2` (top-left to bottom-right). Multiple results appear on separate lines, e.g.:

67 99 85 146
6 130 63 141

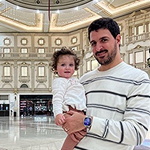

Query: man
62 18 150 150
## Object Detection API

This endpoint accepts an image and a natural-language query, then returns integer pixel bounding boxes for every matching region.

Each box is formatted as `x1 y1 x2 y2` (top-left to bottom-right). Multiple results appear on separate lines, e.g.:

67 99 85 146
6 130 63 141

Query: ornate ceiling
0 0 149 33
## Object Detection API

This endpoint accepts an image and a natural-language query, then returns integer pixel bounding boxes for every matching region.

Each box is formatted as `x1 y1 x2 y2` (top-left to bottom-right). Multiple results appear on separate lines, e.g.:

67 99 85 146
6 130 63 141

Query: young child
51 47 87 150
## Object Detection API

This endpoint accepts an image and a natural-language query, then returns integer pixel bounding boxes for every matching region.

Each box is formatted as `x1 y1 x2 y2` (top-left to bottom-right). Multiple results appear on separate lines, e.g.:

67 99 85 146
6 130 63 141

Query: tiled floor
0 116 66 150
0 116 149 150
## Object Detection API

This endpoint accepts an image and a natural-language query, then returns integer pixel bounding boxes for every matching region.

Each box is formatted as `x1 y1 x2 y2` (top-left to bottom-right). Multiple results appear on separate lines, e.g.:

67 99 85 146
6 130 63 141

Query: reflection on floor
0 116 149 150
0 116 66 150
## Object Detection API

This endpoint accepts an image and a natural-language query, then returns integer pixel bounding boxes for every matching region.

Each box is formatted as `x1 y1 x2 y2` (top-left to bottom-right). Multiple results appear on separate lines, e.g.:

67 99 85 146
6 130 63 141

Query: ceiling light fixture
55 0 60 4
36 0 40 4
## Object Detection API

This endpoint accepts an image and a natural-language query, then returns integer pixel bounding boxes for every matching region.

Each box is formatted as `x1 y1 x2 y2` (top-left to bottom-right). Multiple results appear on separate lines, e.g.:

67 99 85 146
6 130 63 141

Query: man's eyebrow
90 40 95 43
90 36 108 42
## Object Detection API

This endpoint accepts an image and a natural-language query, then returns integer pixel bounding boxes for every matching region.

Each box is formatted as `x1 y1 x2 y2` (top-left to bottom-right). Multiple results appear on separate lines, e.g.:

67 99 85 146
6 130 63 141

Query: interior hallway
0 116 149 150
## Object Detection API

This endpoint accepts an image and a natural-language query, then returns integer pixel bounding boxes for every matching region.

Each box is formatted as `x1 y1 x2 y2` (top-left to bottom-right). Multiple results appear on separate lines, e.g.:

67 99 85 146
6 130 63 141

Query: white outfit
74 62 150 150
52 77 87 117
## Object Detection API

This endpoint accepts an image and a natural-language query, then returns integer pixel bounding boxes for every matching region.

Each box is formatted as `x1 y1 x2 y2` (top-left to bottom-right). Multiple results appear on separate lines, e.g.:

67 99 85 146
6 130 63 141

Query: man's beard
94 42 117 65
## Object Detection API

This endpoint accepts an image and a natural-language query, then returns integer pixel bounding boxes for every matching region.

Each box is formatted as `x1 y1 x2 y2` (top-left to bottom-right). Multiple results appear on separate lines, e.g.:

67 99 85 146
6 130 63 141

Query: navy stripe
86 90 150 102
75 146 89 150
133 126 140 145
126 107 150 116
81 76 150 86
137 122 148 131
87 104 124 114
86 90 127 99
119 121 124 143
102 119 109 139
86 133 126 145
128 94 150 100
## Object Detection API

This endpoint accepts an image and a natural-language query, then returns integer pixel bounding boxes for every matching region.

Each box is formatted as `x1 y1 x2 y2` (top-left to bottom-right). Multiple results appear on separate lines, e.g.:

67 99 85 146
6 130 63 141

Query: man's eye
101 38 108 42
90 42 96 47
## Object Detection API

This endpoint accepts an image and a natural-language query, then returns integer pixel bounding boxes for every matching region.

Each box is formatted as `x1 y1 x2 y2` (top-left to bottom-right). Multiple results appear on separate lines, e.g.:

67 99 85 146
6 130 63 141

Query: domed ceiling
0 0 149 32
5 0 93 11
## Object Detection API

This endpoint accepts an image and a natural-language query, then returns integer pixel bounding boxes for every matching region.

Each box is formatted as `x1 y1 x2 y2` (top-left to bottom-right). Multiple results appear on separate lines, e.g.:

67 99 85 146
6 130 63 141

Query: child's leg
61 107 86 150
61 134 78 150
61 129 86 150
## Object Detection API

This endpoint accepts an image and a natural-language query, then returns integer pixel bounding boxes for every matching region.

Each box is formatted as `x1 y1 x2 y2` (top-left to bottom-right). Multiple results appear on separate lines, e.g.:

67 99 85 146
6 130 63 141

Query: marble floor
0 116 149 150
0 116 66 150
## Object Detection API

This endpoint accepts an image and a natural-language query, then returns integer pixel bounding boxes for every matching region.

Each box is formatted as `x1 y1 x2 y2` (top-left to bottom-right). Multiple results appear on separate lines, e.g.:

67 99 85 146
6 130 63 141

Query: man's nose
96 43 103 51
96 46 103 52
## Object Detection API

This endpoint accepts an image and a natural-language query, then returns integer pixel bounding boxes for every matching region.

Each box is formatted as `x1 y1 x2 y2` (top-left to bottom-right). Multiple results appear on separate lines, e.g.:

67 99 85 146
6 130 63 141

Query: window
3 48 10 53
92 60 98 70
137 25 143 35
21 38 28 45
38 38 45 45
20 84 28 88
21 66 28 76
146 49 149 60
129 53 133 64
120 35 124 46
38 48 45 53
72 47 78 51
4 66 10 76
38 66 45 76
55 38 62 46
86 61 91 71
71 37 77 44
135 51 143 63
0 95 9 100
119 25 122 31
3 38 11 46
21 48 28 53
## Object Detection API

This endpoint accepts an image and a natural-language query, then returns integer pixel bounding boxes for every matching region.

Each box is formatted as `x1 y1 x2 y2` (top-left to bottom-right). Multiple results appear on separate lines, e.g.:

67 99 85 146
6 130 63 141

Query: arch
20 84 28 88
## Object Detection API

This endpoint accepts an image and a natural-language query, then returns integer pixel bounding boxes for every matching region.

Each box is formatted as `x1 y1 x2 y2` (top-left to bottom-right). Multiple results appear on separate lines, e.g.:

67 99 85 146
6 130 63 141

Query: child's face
56 55 75 79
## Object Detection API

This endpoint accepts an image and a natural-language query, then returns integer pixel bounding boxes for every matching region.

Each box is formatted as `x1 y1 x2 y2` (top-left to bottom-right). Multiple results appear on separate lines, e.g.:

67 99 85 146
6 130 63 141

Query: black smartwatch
84 116 92 129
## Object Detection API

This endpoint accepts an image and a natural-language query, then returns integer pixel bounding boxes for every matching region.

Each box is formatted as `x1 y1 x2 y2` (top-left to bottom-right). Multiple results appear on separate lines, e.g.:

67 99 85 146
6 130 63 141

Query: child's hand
55 114 65 126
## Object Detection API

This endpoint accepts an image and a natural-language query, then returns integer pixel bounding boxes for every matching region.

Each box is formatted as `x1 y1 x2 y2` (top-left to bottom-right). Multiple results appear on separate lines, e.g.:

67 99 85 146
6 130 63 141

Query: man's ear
116 34 121 44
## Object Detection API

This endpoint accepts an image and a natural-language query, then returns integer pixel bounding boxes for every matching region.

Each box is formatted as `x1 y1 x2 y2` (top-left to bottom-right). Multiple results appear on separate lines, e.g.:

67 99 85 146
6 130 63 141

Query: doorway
20 95 53 116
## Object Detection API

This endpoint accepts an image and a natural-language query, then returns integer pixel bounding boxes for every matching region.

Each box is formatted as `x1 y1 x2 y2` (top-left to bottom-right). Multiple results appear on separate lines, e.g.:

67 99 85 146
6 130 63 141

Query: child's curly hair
51 47 80 73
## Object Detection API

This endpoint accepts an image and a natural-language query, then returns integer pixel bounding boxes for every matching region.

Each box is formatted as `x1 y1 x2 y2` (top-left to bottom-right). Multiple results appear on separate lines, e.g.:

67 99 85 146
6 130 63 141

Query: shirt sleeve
52 78 68 117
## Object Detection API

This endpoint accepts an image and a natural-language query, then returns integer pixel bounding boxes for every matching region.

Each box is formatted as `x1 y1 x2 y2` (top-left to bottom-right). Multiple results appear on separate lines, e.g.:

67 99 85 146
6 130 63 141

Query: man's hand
62 111 85 134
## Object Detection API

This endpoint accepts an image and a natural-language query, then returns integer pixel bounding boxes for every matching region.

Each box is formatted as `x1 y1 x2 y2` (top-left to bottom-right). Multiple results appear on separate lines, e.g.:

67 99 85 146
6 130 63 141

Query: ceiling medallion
5 0 93 11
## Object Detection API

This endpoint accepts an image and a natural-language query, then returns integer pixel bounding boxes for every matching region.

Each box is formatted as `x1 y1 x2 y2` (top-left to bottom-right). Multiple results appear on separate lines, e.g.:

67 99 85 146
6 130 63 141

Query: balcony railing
0 52 53 60
126 32 150 45
0 51 83 60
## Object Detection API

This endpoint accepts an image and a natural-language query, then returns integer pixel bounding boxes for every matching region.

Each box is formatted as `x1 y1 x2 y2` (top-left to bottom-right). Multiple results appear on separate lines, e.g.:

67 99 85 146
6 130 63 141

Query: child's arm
55 113 66 126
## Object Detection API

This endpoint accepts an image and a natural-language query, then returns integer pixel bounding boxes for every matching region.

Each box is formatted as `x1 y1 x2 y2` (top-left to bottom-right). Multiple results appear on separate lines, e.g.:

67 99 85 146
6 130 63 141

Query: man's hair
51 47 80 73
88 17 120 40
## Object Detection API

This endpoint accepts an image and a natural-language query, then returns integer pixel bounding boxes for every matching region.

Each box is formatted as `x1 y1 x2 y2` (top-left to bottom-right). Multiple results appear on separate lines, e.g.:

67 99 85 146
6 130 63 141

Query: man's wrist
83 116 93 131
